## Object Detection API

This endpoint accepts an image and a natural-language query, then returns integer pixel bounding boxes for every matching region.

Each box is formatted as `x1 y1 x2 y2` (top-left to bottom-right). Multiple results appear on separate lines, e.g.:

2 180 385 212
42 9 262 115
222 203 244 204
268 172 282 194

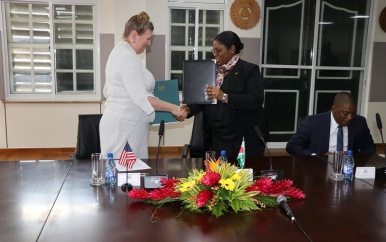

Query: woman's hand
172 105 187 121
206 85 224 101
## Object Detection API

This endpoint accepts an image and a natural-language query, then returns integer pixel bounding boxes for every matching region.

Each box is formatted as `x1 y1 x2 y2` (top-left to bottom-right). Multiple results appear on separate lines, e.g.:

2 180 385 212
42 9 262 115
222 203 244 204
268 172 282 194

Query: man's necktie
337 126 343 151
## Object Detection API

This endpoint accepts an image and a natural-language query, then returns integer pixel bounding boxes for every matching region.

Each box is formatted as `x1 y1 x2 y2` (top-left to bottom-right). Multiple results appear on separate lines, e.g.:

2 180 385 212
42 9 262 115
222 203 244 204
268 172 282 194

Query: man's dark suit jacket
286 111 376 156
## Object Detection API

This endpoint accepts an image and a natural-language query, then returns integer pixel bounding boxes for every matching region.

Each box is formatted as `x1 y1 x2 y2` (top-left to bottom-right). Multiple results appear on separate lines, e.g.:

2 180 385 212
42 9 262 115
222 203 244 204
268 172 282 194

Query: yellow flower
195 173 204 181
180 181 195 192
231 173 241 181
219 178 235 191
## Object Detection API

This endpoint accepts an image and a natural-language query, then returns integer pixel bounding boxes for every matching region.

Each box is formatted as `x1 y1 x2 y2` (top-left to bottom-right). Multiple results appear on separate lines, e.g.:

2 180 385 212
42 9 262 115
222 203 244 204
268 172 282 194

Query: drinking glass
90 153 105 186
330 151 344 181
205 151 216 161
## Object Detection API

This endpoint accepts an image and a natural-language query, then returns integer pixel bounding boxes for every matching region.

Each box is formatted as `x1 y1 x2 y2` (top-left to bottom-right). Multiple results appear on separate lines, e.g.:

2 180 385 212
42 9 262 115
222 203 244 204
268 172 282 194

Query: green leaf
212 204 227 218
231 199 259 213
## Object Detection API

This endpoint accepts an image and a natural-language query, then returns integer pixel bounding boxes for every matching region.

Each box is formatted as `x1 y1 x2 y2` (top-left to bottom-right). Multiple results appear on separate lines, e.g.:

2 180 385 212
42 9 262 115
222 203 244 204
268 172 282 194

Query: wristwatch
222 93 228 103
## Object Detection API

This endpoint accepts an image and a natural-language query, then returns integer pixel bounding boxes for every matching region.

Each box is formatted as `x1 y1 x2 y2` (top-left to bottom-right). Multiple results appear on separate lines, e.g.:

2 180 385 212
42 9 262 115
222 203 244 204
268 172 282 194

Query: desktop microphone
255 125 284 181
277 195 296 222
144 120 168 188
375 113 386 179
277 196 313 241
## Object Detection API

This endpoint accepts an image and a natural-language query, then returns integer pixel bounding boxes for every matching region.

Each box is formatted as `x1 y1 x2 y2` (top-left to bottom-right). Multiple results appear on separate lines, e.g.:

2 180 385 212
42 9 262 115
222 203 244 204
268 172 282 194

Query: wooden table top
1 155 386 242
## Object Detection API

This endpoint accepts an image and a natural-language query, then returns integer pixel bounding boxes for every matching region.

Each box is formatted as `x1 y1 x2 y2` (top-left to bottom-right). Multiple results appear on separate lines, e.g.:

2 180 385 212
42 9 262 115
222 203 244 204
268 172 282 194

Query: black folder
182 60 216 104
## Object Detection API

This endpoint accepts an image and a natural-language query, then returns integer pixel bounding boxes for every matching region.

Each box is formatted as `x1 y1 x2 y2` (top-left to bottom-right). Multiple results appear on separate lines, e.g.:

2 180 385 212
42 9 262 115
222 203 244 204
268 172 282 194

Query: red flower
128 178 182 201
128 188 150 199
148 186 181 201
196 190 213 207
201 172 221 186
161 177 180 188
246 178 306 199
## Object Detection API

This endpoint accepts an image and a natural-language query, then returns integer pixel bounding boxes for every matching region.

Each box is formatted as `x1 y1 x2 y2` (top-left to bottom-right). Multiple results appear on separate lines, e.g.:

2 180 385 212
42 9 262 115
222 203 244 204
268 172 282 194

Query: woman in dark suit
184 31 267 159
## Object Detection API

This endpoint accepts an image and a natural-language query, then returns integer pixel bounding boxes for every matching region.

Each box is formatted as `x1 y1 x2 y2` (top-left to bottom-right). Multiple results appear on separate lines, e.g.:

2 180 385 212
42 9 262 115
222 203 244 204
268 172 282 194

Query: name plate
355 167 375 179
236 168 254 181
117 172 141 186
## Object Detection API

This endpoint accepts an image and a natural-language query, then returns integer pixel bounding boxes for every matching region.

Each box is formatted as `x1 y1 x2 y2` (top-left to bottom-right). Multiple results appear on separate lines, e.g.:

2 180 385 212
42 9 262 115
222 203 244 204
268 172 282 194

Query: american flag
118 142 137 169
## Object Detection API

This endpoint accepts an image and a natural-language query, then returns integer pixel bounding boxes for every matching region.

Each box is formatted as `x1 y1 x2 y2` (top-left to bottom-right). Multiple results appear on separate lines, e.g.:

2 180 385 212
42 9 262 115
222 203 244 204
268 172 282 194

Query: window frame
0 0 100 101
165 2 227 86
259 0 372 142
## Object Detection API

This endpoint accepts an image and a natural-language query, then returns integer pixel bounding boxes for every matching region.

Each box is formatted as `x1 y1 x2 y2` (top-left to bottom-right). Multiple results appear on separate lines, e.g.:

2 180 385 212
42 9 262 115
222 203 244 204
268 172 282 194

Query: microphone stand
277 196 313 242
155 130 162 174
380 132 386 166
144 120 168 188
255 126 283 181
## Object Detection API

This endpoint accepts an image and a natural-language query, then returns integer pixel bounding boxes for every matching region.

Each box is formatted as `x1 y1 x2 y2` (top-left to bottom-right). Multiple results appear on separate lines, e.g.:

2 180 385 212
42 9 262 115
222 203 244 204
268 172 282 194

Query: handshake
172 105 190 122
171 85 223 122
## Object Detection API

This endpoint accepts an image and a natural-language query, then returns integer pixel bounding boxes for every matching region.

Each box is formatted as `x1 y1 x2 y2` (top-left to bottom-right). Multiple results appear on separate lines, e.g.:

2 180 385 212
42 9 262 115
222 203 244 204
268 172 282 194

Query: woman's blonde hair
123 11 154 38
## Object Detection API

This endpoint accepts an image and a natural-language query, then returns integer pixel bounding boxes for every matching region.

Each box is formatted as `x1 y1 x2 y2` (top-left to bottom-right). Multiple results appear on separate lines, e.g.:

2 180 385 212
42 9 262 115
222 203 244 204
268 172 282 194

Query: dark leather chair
297 116 307 129
75 114 103 159
182 111 206 158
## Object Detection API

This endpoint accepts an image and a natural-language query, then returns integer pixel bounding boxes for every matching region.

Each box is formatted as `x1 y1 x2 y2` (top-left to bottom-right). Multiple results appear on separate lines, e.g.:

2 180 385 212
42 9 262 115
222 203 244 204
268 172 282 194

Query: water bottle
219 150 228 164
105 153 116 186
342 150 355 182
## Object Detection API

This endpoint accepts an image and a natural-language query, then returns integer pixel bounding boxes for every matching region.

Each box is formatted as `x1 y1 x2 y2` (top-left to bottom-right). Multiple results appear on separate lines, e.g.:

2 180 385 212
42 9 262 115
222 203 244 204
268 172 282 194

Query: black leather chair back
189 111 206 158
75 114 102 159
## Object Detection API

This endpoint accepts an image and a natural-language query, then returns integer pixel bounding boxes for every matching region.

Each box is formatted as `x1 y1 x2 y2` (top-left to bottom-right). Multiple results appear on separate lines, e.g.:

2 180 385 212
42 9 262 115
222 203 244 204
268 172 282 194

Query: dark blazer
188 59 267 158
286 111 376 156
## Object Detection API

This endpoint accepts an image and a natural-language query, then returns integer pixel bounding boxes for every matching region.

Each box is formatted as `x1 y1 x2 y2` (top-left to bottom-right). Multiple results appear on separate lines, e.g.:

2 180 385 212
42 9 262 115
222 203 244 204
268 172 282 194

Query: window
167 3 225 90
2 1 97 100
261 0 371 142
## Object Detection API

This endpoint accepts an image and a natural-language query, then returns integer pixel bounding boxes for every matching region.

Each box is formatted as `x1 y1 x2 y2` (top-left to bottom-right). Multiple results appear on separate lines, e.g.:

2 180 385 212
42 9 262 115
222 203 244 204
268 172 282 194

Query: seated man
286 92 376 156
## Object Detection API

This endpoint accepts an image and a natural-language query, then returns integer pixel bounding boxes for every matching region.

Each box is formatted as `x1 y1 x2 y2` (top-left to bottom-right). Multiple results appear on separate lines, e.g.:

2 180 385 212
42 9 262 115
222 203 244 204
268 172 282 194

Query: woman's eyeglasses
211 48 225 55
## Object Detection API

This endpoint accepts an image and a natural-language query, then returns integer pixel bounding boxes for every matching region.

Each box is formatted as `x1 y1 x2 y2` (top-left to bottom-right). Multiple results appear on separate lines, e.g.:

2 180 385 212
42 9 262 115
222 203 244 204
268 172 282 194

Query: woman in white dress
100 11 186 159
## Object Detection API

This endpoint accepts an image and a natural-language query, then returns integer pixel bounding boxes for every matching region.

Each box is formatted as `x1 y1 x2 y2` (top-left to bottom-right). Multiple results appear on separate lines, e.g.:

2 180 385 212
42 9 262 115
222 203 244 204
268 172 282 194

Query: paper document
117 173 141 186
115 158 151 172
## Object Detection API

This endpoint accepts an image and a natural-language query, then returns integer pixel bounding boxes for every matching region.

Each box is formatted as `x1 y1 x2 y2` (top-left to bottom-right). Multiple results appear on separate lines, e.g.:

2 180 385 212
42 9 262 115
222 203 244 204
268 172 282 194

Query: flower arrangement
128 159 305 218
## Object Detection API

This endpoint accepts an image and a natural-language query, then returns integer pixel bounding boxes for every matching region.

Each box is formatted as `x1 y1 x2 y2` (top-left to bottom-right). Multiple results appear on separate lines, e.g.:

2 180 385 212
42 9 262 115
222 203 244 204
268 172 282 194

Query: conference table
1 154 386 242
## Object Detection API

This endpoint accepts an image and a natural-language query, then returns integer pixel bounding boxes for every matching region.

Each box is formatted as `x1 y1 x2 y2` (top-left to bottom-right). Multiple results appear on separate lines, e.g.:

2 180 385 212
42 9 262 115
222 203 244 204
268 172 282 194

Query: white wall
5 103 100 148
99 0 115 34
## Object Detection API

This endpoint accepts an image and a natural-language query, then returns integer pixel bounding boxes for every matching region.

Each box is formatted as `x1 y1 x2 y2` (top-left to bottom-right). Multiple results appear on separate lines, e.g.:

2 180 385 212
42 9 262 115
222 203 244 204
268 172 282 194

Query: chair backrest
189 111 206 158
75 114 102 159
297 116 307 129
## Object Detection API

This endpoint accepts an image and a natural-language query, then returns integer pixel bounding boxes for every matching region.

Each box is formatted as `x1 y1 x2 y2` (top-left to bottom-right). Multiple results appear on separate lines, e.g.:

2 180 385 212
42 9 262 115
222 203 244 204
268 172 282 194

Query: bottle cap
347 150 353 155
107 152 113 158
221 150 226 156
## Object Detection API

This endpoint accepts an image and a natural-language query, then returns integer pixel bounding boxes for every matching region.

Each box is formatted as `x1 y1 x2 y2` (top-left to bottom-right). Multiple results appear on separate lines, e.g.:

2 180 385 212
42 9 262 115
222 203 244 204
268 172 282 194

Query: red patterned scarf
216 55 240 87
